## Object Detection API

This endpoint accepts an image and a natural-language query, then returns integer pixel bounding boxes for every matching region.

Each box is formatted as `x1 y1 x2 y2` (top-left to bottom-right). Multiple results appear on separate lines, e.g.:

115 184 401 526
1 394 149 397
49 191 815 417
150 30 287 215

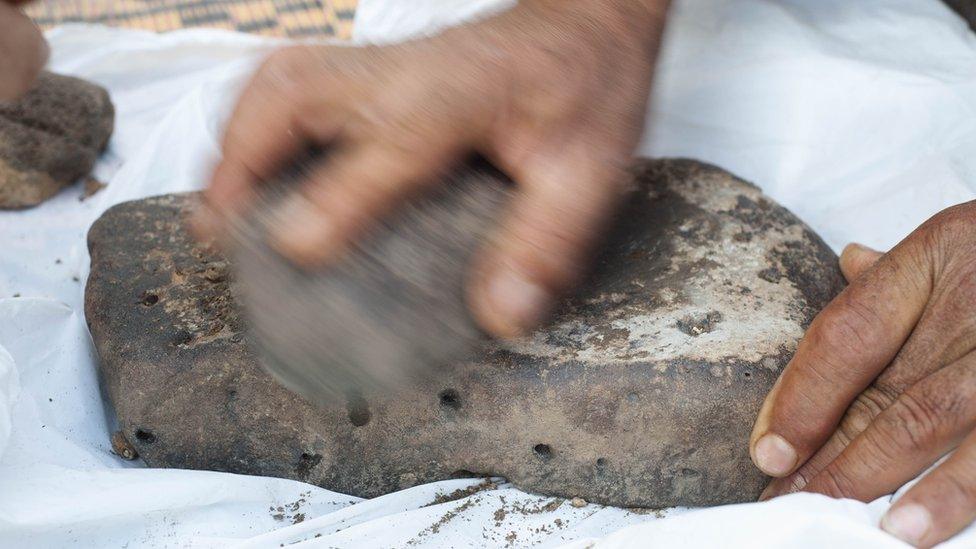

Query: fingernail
270 196 334 262
485 266 551 336
881 504 931 546
754 433 798 476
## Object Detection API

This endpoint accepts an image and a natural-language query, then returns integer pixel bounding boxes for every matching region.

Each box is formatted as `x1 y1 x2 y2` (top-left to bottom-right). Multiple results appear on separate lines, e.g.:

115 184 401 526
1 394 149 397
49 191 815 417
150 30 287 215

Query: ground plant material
110 430 138 460
0 71 114 208
86 158 845 508
81 177 107 200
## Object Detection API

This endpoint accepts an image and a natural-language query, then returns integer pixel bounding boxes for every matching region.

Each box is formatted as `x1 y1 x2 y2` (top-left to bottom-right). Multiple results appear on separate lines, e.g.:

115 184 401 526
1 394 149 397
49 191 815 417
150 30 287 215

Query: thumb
839 243 884 282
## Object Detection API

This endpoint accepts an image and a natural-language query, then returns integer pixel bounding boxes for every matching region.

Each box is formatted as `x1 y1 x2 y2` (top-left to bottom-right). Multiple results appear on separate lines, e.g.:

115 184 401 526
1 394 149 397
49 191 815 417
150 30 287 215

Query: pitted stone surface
0 71 114 208
85 159 844 507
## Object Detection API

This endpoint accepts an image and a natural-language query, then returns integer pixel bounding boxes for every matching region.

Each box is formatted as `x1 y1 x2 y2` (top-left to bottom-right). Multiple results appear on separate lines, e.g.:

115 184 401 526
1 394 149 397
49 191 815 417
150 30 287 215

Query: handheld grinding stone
227 152 512 405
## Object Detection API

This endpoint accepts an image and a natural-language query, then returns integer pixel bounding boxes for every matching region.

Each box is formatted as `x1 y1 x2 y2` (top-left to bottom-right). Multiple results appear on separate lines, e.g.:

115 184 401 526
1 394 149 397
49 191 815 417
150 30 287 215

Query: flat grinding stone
0 71 114 209
85 159 844 507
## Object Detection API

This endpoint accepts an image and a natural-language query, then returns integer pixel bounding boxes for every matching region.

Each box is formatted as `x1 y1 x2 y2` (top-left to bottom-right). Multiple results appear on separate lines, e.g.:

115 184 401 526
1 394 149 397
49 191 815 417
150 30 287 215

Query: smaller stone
110 430 138 460
570 497 587 508
0 72 114 209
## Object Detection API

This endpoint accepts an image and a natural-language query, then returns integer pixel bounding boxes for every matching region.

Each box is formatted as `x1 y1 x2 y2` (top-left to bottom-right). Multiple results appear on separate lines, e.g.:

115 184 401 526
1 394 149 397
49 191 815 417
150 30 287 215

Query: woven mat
26 0 356 38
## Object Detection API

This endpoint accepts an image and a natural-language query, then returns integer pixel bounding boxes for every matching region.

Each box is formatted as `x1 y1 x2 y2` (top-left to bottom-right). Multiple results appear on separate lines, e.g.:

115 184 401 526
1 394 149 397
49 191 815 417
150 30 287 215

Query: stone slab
85 158 844 507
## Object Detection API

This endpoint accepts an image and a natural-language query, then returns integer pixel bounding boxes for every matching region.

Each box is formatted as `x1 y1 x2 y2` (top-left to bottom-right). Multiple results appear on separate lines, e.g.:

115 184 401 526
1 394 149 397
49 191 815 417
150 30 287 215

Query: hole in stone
346 391 371 427
596 457 608 468
296 452 322 478
743 371 752 378
134 429 156 444
141 292 159 306
675 311 723 337
438 389 461 410
172 330 193 347
758 267 782 283
533 444 553 460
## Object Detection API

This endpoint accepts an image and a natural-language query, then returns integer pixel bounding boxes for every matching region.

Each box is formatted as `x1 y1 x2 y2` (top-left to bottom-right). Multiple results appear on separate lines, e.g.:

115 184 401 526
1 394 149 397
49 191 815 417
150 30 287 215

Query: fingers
467 150 628 338
762 258 976 498
881 428 976 547
197 47 337 238
802 351 976 502
0 3 48 101
750 235 933 477
759 385 897 500
840 243 883 282
267 141 455 267
762 271 976 499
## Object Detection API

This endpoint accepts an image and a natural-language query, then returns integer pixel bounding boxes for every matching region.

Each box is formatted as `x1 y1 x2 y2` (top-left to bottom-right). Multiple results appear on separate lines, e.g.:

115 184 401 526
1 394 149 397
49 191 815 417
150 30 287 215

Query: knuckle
814 466 861 499
884 391 944 452
801 305 880 384
925 202 976 236
786 467 815 494
812 305 875 358
833 421 861 450
839 390 891 441
860 385 899 415
916 203 976 267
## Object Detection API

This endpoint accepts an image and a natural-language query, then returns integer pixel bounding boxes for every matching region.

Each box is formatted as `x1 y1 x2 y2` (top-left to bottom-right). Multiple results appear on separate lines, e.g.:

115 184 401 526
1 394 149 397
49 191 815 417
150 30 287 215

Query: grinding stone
85 159 844 507
226 156 510 404
0 71 114 208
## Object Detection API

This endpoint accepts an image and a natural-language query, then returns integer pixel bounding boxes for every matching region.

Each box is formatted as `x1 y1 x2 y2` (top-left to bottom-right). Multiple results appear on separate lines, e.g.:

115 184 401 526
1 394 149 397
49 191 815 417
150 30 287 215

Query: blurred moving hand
751 202 976 548
197 0 669 338
0 0 47 100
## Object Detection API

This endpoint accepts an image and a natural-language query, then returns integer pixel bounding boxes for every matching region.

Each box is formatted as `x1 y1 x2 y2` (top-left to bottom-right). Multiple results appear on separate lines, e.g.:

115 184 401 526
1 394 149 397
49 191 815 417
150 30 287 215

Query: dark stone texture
85 159 844 507
0 71 114 208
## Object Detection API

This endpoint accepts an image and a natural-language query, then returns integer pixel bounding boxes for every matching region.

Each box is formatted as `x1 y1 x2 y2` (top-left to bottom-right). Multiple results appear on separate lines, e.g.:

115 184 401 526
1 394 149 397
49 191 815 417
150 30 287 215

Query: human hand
0 1 47 100
196 0 669 338
750 201 976 547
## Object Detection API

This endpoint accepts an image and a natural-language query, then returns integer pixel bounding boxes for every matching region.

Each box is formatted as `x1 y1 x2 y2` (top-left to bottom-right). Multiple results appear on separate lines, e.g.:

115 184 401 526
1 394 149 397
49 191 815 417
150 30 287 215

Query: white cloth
0 0 974 546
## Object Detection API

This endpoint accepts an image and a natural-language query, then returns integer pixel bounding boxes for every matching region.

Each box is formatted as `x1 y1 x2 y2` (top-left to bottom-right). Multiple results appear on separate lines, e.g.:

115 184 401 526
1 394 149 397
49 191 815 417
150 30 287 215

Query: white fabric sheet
0 0 974 546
